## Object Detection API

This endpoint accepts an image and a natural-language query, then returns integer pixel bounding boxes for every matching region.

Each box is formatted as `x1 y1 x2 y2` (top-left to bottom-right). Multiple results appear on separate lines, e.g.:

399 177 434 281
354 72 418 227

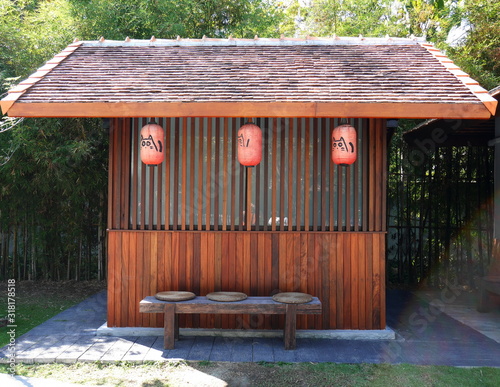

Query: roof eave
3 101 494 120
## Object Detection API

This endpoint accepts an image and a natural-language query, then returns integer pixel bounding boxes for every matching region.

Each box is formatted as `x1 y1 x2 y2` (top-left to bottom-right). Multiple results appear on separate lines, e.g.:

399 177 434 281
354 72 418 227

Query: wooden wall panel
107 230 386 330
107 117 388 331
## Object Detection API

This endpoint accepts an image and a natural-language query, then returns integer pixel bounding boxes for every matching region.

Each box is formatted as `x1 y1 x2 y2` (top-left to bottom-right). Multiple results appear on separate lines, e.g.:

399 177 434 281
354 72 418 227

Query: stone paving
1 289 500 366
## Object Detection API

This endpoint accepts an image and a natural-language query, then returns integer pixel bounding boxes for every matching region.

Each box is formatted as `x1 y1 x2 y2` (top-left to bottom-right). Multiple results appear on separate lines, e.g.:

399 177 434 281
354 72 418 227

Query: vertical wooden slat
321 233 331 328
375 119 382 231
353 118 360 231
149 232 158 326
127 232 137 326
299 233 308 327
155 233 164 326
205 118 212 229
141 232 149 325
336 233 344 328
346 161 352 231
107 120 114 230
184 232 193 327
230 118 237 231
381 119 388 232
172 118 180 230
214 118 221 230
288 118 294 231
365 233 373 329
181 117 188 230
372 232 382 328
271 118 278 231
165 118 171 230
263 118 270 231
350 233 359 329
296 118 302 231
379 233 386 328
107 232 116 325
131 118 139 229
155 118 164 229
147 162 154 229
222 118 229 230
358 233 366 328
337 164 343 232
304 119 310 231
197 118 204 230
329 119 335 230
368 118 376 231
312 120 319 231
362 119 369 231
329 233 337 328
280 119 286 231
112 119 122 229
120 118 129 229
246 168 252 231
343 233 351 328
306 233 315 328
255 119 261 230
264 233 272 329
321 118 328 231
189 118 196 230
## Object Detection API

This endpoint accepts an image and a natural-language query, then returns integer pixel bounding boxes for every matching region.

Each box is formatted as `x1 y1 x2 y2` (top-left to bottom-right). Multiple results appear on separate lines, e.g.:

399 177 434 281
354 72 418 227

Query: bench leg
164 304 176 349
284 304 297 350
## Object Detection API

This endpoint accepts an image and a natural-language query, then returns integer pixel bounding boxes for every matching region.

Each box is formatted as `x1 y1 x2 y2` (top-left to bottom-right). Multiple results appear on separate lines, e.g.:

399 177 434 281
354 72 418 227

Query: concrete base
96 323 395 340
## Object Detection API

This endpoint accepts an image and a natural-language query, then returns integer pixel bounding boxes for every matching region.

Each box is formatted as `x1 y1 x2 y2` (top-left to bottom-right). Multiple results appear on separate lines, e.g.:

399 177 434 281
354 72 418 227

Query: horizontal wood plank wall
107 117 387 330
107 230 386 330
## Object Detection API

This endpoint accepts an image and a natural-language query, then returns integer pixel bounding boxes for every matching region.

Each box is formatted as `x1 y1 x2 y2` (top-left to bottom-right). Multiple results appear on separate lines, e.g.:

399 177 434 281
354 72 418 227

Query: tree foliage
0 0 289 281
0 0 498 282
67 0 285 40
445 0 500 90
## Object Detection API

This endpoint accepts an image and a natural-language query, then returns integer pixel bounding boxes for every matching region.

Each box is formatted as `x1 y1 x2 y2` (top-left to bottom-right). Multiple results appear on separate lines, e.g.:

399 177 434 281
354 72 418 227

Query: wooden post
284 304 298 350
164 303 176 349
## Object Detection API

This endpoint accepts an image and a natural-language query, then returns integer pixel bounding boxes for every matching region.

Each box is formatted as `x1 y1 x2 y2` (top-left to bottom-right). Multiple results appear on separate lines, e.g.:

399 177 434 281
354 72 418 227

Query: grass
0 361 499 387
0 280 106 348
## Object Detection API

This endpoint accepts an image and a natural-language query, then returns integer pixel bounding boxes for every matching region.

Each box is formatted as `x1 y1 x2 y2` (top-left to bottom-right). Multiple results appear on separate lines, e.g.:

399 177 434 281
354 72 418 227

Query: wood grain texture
108 230 386 330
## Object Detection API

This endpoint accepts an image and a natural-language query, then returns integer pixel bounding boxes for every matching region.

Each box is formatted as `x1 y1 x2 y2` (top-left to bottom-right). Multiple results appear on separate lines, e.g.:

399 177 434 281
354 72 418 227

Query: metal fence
387 134 494 288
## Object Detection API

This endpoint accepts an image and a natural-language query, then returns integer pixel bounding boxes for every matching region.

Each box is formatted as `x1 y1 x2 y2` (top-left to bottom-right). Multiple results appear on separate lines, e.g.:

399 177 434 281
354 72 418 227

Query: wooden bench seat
139 296 322 350
477 276 500 312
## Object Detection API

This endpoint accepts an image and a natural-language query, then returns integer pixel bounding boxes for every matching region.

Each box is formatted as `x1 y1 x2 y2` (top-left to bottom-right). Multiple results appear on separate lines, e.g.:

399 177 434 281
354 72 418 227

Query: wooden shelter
1 36 497 331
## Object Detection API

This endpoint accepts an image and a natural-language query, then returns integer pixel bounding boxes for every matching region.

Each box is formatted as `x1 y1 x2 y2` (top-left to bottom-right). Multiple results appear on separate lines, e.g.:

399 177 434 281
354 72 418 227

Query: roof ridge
82 35 426 47
0 40 83 114
419 42 497 115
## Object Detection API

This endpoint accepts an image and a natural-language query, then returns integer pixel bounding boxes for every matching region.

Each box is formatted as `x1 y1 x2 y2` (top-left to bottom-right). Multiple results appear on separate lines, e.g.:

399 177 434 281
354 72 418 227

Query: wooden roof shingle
1 37 497 119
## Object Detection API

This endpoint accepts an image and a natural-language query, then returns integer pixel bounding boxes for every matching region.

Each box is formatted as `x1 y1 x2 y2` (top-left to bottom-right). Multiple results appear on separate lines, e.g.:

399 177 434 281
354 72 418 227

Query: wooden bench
139 296 322 350
477 276 500 312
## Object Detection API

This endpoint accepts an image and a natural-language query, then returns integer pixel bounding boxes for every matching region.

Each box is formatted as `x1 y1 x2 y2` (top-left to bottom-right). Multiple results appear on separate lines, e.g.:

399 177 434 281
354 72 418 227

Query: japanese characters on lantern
140 121 164 165
237 122 262 166
331 123 357 165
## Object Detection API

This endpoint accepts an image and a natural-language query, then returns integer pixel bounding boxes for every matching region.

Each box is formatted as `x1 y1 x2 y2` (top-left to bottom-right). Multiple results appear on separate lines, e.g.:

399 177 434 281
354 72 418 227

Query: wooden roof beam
4 101 494 120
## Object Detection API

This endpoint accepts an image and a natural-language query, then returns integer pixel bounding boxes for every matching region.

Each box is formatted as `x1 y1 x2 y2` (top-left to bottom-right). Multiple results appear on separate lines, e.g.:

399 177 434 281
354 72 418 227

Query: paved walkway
1 289 499 367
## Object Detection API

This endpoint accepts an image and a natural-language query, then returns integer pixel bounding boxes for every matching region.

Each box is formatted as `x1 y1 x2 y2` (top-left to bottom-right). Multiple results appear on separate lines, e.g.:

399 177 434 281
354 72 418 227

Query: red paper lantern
140 121 164 165
331 123 357 165
237 122 262 166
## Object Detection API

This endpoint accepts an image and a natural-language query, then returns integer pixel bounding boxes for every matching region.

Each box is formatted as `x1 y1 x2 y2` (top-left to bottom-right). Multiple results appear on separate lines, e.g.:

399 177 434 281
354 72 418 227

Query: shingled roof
1 36 497 119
